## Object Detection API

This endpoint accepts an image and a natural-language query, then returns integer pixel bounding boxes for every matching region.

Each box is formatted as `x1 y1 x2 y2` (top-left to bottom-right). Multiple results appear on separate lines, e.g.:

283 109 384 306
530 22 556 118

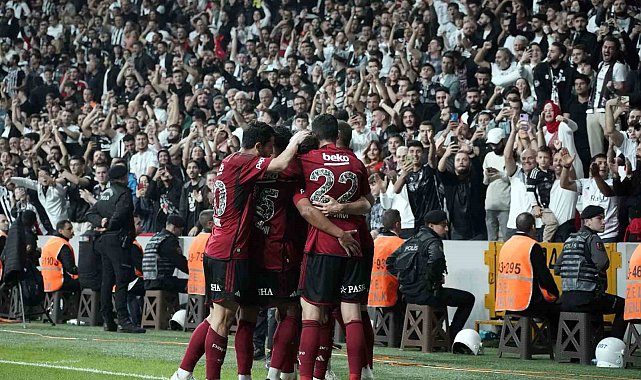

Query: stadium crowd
1 0 641 243
2 0 641 379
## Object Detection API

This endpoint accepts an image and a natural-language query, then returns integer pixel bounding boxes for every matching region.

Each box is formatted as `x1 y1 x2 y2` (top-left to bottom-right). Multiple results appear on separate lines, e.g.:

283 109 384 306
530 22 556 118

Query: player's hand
289 130 311 146
313 195 342 215
338 230 360 257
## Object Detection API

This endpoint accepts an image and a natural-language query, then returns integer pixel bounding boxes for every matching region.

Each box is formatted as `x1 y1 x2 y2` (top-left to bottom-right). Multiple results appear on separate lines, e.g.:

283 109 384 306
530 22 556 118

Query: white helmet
170 309 187 330
595 337 626 368
452 329 483 355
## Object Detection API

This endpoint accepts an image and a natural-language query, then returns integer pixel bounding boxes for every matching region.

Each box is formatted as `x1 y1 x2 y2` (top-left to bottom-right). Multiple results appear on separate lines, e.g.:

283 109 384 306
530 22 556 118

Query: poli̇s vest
495 235 556 312
40 236 77 292
557 229 601 293
625 244 641 321
142 230 177 281
368 234 405 307
187 233 208 295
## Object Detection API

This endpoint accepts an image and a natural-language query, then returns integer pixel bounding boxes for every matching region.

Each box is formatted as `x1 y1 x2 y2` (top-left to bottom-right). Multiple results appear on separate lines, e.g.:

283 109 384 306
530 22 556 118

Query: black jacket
54 233 78 279
86 181 135 240
179 177 207 232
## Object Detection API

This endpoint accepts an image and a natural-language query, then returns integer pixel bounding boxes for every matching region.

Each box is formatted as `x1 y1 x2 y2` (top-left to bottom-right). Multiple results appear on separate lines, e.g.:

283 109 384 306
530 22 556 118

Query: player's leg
341 257 369 380
299 298 324 380
313 308 333 380
267 302 300 380
360 305 375 379
205 301 239 380
235 305 259 379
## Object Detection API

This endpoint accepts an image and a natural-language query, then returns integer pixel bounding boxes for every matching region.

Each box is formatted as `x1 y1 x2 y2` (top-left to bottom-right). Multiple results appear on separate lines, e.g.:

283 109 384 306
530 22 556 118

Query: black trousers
407 287 475 340
561 292 626 339
517 300 561 339
96 233 135 326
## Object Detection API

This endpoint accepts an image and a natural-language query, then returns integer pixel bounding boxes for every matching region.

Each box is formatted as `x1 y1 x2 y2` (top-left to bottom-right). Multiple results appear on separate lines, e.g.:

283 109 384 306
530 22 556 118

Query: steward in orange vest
625 244 641 321
188 232 209 296
368 227 404 308
40 220 79 292
496 213 559 320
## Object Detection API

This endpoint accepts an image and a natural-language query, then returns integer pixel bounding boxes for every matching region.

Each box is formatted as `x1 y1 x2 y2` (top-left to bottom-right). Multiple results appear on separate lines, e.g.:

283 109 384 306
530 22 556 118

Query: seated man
496 212 560 331
40 220 80 292
387 210 475 340
555 205 625 339
142 215 189 293
368 209 406 347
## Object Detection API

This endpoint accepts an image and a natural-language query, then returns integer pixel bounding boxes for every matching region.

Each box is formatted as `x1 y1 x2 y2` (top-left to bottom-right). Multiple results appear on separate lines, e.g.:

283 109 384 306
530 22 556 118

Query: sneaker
103 322 117 332
119 323 146 333
253 347 265 360
361 366 374 380
325 370 339 380
170 370 196 380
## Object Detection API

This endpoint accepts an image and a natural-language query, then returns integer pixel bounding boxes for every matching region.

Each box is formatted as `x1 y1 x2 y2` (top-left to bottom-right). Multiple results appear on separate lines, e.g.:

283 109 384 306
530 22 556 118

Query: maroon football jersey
296 144 369 257
205 152 273 260
253 162 304 271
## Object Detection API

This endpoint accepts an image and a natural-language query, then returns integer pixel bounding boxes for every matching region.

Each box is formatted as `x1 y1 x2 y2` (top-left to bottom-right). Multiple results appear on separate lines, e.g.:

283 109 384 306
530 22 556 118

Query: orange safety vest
496 235 557 312
187 233 208 295
41 236 78 292
133 240 144 278
624 244 641 321
367 234 405 307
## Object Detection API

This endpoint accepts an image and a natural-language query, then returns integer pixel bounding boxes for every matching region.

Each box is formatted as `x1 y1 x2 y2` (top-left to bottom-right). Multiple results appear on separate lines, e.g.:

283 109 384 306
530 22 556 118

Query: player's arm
294 196 361 256
267 131 310 173
312 194 373 216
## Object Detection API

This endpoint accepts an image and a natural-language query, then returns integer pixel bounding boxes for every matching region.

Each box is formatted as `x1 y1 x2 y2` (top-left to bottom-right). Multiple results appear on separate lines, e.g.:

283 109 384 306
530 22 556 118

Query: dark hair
264 109 280 124
273 126 293 152
312 114 339 141
550 41 567 57
407 140 423 150
382 209 401 229
69 155 85 165
591 153 607 162
337 120 352 148
516 212 535 232
123 134 135 142
56 219 72 232
537 145 552 156
241 121 275 149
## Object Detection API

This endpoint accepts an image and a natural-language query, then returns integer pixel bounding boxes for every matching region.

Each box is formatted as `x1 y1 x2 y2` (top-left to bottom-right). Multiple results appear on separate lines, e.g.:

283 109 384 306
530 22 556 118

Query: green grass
0 323 640 379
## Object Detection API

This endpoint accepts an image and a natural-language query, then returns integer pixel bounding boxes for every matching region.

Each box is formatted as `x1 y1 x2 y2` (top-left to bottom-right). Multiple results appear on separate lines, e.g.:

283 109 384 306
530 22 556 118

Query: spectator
362 140 384 174
395 140 440 232
179 160 207 236
537 101 584 178
437 143 486 240
483 128 511 241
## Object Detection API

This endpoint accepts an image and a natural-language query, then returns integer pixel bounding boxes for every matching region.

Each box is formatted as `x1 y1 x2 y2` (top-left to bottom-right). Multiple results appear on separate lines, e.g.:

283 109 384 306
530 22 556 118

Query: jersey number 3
309 168 358 204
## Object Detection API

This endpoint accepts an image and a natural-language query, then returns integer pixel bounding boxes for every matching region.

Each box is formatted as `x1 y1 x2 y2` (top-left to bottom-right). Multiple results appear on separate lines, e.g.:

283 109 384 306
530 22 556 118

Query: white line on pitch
0 359 166 379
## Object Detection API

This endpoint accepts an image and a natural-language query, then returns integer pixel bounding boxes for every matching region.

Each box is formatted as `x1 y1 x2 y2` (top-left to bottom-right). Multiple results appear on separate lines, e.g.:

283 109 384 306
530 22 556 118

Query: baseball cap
486 128 506 145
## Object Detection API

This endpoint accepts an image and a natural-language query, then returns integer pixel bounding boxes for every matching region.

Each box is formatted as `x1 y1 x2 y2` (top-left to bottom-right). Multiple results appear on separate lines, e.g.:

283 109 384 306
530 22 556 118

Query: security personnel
369 209 405 308
555 205 625 339
128 214 146 327
87 164 144 333
387 210 475 340
187 210 214 296
40 220 80 292
142 214 188 293
624 244 641 321
496 213 559 327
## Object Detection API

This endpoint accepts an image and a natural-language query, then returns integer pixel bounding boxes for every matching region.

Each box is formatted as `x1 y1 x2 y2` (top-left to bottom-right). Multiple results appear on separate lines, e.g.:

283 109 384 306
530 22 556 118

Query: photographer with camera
86 164 145 333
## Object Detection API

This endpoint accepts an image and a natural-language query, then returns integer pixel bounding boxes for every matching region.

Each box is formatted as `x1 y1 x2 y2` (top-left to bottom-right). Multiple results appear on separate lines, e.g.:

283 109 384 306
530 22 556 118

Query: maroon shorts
299 252 368 306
